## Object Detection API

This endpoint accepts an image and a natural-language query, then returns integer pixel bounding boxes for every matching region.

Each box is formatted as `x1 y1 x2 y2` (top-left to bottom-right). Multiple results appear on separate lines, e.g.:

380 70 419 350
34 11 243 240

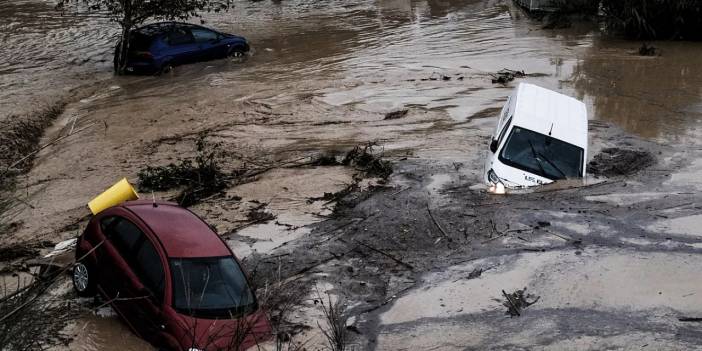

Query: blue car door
191 28 225 60
163 27 199 65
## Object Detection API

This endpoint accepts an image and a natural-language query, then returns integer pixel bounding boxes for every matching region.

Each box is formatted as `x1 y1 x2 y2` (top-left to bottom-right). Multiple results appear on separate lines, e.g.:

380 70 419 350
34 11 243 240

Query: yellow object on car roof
87 178 139 215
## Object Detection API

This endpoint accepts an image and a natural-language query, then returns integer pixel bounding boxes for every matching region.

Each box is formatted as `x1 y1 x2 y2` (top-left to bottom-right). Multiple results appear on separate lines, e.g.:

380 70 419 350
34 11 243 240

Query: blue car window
191 29 219 43
167 28 195 46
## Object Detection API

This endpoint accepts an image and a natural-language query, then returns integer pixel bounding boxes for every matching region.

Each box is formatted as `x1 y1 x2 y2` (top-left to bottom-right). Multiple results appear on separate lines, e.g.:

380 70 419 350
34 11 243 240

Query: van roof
511 83 587 148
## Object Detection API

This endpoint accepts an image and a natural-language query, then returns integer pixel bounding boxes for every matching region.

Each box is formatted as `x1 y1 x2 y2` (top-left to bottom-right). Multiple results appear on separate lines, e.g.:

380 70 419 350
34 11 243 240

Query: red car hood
174 310 271 351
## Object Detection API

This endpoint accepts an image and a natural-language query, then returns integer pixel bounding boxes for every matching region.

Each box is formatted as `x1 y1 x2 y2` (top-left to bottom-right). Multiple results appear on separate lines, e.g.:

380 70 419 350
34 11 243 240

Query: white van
484 83 587 193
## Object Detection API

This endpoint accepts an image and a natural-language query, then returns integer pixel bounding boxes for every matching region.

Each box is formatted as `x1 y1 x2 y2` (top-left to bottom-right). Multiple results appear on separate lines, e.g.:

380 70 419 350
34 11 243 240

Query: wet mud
2 0 702 350
588 147 656 177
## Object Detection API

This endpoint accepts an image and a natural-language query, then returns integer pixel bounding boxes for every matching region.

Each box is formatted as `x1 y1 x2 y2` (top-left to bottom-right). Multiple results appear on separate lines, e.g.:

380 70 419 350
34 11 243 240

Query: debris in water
638 43 658 56
588 148 655 177
490 69 526 84
342 142 393 179
311 152 340 166
44 238 77 258
466 267 483 280
679 317 702 322
247 203 275 223
501 287 540 317
384 109 409 120
421 72 453 82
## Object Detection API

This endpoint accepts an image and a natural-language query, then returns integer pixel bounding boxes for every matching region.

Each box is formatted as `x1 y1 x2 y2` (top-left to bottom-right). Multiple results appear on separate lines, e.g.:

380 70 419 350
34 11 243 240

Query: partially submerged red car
72 200 270 350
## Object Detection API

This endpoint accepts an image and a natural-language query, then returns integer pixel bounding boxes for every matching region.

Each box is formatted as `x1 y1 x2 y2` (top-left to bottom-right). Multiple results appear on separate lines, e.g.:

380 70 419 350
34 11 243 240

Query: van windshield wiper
528 140 547 177
537 150 567 179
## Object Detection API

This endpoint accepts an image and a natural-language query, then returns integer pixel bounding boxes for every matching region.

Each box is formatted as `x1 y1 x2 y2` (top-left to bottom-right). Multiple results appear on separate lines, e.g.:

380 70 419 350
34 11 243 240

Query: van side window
109 218 143 260
134 238 165 299
497 116 513 146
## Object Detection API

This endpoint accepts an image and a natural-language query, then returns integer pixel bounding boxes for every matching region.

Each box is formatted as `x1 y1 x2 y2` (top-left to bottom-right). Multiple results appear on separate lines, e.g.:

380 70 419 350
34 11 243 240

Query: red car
72 200 270 351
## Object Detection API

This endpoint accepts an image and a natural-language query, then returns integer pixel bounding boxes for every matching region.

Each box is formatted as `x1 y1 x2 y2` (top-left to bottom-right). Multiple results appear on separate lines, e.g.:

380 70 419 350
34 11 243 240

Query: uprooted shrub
138 134 231 207
342 143 393 179
317 291 350 351
246 258 310 350
311 143 393 179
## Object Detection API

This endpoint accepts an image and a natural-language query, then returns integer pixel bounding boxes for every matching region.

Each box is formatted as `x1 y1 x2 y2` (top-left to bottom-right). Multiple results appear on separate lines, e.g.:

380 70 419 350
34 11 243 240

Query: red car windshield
170 257 255 318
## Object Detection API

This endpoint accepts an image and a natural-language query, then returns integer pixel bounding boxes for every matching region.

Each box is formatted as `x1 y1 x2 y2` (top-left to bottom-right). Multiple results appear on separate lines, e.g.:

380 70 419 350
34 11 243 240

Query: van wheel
73 262 96 297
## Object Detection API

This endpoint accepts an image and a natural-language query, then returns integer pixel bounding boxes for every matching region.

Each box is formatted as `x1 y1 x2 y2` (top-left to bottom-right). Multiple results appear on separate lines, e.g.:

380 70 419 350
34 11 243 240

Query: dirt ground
3 0 702 350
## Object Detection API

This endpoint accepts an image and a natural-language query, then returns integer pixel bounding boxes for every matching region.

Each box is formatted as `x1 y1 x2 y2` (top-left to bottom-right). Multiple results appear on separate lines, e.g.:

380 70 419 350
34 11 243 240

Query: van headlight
488 169 500 184
487 169 506 195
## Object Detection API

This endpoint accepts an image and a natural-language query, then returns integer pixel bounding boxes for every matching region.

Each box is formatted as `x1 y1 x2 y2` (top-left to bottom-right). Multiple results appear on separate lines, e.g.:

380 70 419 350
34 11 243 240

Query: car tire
72 261 96 297
158 62 174 75
227 46 247 59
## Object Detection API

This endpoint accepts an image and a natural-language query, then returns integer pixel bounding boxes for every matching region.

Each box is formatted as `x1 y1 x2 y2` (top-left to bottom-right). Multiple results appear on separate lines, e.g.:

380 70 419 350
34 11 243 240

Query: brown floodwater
4 0 702 350
3 0 702 140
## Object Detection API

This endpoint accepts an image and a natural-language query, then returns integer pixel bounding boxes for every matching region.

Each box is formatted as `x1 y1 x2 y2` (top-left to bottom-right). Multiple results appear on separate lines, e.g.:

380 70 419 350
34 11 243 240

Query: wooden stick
427 203 450 241
502 289 520 316
356 240 414 271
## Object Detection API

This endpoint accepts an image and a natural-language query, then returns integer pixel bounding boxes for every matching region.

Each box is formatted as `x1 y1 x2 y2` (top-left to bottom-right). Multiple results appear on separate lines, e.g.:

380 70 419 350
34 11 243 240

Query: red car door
98 216 158 336
126 233 168 343
98 216 141 300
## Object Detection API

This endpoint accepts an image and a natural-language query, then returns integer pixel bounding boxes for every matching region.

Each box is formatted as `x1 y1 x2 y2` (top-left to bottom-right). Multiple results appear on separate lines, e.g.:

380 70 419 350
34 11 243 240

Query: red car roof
122 201 231 258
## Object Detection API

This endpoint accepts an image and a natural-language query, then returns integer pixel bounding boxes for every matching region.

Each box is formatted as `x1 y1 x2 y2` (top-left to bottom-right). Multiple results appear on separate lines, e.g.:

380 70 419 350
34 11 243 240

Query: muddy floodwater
3 0 702 350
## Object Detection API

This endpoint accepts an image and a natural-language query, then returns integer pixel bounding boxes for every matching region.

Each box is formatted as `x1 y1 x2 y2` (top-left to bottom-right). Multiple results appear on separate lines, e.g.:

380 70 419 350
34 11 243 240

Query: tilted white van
484 83 587 193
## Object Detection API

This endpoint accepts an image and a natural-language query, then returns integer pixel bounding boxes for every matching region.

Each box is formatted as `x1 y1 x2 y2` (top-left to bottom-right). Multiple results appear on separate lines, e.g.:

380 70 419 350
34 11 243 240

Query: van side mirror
490 139 498 153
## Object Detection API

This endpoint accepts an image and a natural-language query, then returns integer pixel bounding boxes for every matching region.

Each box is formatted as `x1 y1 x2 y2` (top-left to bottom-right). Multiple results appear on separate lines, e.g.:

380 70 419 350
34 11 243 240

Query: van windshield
499 126 583 180
170 257 255 319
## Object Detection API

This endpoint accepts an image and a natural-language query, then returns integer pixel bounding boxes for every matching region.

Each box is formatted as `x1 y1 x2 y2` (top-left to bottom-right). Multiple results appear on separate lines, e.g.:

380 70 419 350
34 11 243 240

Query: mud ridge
0 103 66 186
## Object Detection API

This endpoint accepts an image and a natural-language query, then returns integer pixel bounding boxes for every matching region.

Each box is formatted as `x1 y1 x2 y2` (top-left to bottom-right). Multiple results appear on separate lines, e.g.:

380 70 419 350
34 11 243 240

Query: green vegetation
138 135 230 207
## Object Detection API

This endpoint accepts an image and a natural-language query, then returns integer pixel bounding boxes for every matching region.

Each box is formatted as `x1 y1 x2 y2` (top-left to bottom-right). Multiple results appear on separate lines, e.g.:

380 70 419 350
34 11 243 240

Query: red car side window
134 238 165 300
110 218 143 259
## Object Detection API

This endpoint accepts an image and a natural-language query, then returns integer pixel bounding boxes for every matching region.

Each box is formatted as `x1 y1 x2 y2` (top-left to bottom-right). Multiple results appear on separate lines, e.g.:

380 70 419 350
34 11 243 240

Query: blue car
116 22 250 74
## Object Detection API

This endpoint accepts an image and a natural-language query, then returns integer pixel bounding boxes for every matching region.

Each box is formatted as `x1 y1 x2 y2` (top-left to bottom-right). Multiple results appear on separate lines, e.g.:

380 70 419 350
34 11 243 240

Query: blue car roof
135 22 211 37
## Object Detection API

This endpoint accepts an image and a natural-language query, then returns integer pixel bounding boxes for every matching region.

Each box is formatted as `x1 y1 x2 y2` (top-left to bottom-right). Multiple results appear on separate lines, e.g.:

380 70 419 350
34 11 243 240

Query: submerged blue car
116 22 250 74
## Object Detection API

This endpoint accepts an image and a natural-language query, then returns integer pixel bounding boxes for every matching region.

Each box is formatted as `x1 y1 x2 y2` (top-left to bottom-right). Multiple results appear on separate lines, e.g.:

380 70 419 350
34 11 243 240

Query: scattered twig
427 203 451 242
355 240 414 271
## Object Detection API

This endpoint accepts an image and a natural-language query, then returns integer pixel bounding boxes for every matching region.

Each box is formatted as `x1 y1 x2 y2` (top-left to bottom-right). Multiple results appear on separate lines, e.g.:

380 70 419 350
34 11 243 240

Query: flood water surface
4 0 702 142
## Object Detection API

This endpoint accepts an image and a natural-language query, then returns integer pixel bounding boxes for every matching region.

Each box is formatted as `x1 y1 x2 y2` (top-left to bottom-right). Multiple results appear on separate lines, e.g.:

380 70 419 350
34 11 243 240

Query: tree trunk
115 25 131 75
115 0 133 75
